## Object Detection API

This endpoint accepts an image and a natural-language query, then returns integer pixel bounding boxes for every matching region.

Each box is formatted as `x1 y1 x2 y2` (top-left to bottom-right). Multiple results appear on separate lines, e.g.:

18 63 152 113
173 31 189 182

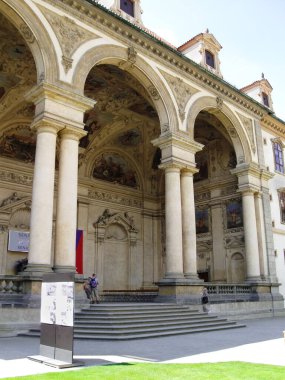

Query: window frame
205 50 215 69
272 139 285 174
278 189 285 224
120 0 135 17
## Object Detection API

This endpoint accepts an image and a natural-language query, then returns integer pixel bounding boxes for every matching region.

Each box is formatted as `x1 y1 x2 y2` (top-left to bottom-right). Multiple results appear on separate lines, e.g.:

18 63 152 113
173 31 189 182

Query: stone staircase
21 303 246 340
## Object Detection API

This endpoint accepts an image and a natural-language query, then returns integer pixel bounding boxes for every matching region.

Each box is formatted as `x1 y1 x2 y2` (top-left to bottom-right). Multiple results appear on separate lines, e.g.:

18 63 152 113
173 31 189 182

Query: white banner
8 230 30 252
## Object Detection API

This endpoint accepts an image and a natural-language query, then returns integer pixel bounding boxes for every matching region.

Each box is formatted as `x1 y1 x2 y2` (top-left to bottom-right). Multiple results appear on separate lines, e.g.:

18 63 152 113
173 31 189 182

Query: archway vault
72 44 179 134
186 96 253 165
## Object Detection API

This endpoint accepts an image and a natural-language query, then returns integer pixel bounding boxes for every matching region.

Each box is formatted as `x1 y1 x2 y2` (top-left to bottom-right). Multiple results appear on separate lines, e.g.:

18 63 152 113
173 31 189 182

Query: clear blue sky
141 0 285 122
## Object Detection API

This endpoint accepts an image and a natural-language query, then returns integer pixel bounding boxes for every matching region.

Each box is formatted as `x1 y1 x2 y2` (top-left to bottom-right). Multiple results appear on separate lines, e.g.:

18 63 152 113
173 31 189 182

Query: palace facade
1 0 285 316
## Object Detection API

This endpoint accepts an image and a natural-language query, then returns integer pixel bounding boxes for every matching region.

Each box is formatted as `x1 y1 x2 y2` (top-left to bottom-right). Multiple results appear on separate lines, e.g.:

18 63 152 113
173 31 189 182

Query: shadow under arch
0 1 59 83
186 96 253 165
72 43 179 133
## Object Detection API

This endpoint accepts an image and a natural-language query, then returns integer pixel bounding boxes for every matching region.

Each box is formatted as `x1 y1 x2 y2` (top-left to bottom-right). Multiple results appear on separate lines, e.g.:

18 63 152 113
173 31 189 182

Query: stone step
74 319 233 333
19 303 246 340
75 314 218 324
73 324 245 340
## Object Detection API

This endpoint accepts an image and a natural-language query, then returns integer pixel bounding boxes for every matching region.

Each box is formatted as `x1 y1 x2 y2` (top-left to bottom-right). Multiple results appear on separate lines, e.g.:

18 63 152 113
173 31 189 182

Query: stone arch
72 44 178 133
0 0 58 83
229 252 245 283
186 96 252 165
86 147 144 191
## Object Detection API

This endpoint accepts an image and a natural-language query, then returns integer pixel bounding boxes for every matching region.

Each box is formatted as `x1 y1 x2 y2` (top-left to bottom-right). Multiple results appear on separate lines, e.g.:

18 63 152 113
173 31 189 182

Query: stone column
54 127 86 273
241 189 261 281
254 192 268 279
25 122 60 274
163 165 184 278
181 168 199 280
211 201 226 281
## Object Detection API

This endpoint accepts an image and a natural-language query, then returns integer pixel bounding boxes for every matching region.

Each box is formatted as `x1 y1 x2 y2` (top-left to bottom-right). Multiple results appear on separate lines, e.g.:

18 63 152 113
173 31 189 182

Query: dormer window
262 92 269 107
120 0 134 17
205 50 215 68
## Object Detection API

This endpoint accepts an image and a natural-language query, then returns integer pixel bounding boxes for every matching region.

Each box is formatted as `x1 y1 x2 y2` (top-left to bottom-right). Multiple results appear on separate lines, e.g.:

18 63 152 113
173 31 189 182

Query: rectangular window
273 141 284 174
205 50 215 68
278 191 285 223
262 92 269 107
120 0 134 16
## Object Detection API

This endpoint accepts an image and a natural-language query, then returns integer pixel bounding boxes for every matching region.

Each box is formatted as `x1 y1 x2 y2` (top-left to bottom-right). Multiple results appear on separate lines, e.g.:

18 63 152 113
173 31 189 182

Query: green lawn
3 362 285 380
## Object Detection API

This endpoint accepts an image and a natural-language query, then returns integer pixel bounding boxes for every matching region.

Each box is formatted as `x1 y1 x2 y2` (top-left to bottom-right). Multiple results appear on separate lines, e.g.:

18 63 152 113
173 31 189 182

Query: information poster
40 282 74 326
8 230 30 252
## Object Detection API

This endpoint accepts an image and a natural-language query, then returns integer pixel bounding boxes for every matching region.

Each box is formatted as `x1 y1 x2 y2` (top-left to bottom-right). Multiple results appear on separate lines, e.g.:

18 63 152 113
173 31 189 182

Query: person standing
201 287 209 312
89 273 100 304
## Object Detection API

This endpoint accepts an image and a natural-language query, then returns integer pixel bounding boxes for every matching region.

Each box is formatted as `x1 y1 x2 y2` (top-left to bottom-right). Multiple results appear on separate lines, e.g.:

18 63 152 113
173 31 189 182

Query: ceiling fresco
82 64 159 149
0 14 37 164
82 64 161 188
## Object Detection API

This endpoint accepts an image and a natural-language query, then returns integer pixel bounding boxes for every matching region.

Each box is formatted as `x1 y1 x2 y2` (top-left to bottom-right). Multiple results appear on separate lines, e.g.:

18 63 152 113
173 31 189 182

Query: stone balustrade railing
0 276 24 294
207 284 251 295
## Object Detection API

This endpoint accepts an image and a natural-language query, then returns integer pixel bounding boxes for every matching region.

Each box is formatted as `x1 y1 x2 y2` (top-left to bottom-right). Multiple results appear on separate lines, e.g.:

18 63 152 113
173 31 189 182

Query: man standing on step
89 273 100 304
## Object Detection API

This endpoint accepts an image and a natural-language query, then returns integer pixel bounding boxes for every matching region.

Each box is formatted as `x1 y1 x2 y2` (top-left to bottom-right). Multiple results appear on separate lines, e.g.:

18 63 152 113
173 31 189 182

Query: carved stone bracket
119 46 137 71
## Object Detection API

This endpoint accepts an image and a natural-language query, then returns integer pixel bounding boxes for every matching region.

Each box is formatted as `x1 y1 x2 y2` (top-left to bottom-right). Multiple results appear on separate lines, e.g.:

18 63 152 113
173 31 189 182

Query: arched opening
194 109 245 283
0 13 37 276
80 64 163 291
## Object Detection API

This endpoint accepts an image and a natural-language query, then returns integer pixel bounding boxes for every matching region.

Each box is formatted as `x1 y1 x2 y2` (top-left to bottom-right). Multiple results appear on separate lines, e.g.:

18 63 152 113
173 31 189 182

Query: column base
246 276 264 283
164 272 185 279
53 265 76 273
184 273 204 282
21 264 53 278
156 280 204 304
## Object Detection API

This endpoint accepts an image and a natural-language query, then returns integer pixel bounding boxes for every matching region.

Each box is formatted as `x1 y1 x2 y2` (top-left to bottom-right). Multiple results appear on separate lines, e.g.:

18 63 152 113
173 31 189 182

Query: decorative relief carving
19 24 35 43
221 185 238 196
94 209 138 245
62 56 74 74
194 192 211 202
0 171 33 185
0 192 23 207
148 86 160 100
160 70 198 121
228 128 238 138
224 234 244 248
161 124 170 133
88 190 143 208
237 113 256 154
41 8 97 72
216 97 223 109
119 46 137 71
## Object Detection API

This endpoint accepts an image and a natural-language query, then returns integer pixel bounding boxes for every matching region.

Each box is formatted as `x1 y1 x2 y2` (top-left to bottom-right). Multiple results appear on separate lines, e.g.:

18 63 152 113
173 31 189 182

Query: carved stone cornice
261 115 285 138
46 0 268 118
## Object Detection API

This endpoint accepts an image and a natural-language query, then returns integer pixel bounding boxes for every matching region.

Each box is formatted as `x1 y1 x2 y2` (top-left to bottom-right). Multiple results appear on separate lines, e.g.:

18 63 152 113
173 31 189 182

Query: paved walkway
1 317 285 378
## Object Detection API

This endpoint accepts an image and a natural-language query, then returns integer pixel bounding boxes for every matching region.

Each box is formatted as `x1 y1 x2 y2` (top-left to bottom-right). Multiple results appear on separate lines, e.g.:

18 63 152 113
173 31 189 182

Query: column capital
181 166 199 176
31 119 63 135
159 162 184 172
58 126 87 141
25 81 95 113
237 185 260 196
25 82 95 130
152 132 203 169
